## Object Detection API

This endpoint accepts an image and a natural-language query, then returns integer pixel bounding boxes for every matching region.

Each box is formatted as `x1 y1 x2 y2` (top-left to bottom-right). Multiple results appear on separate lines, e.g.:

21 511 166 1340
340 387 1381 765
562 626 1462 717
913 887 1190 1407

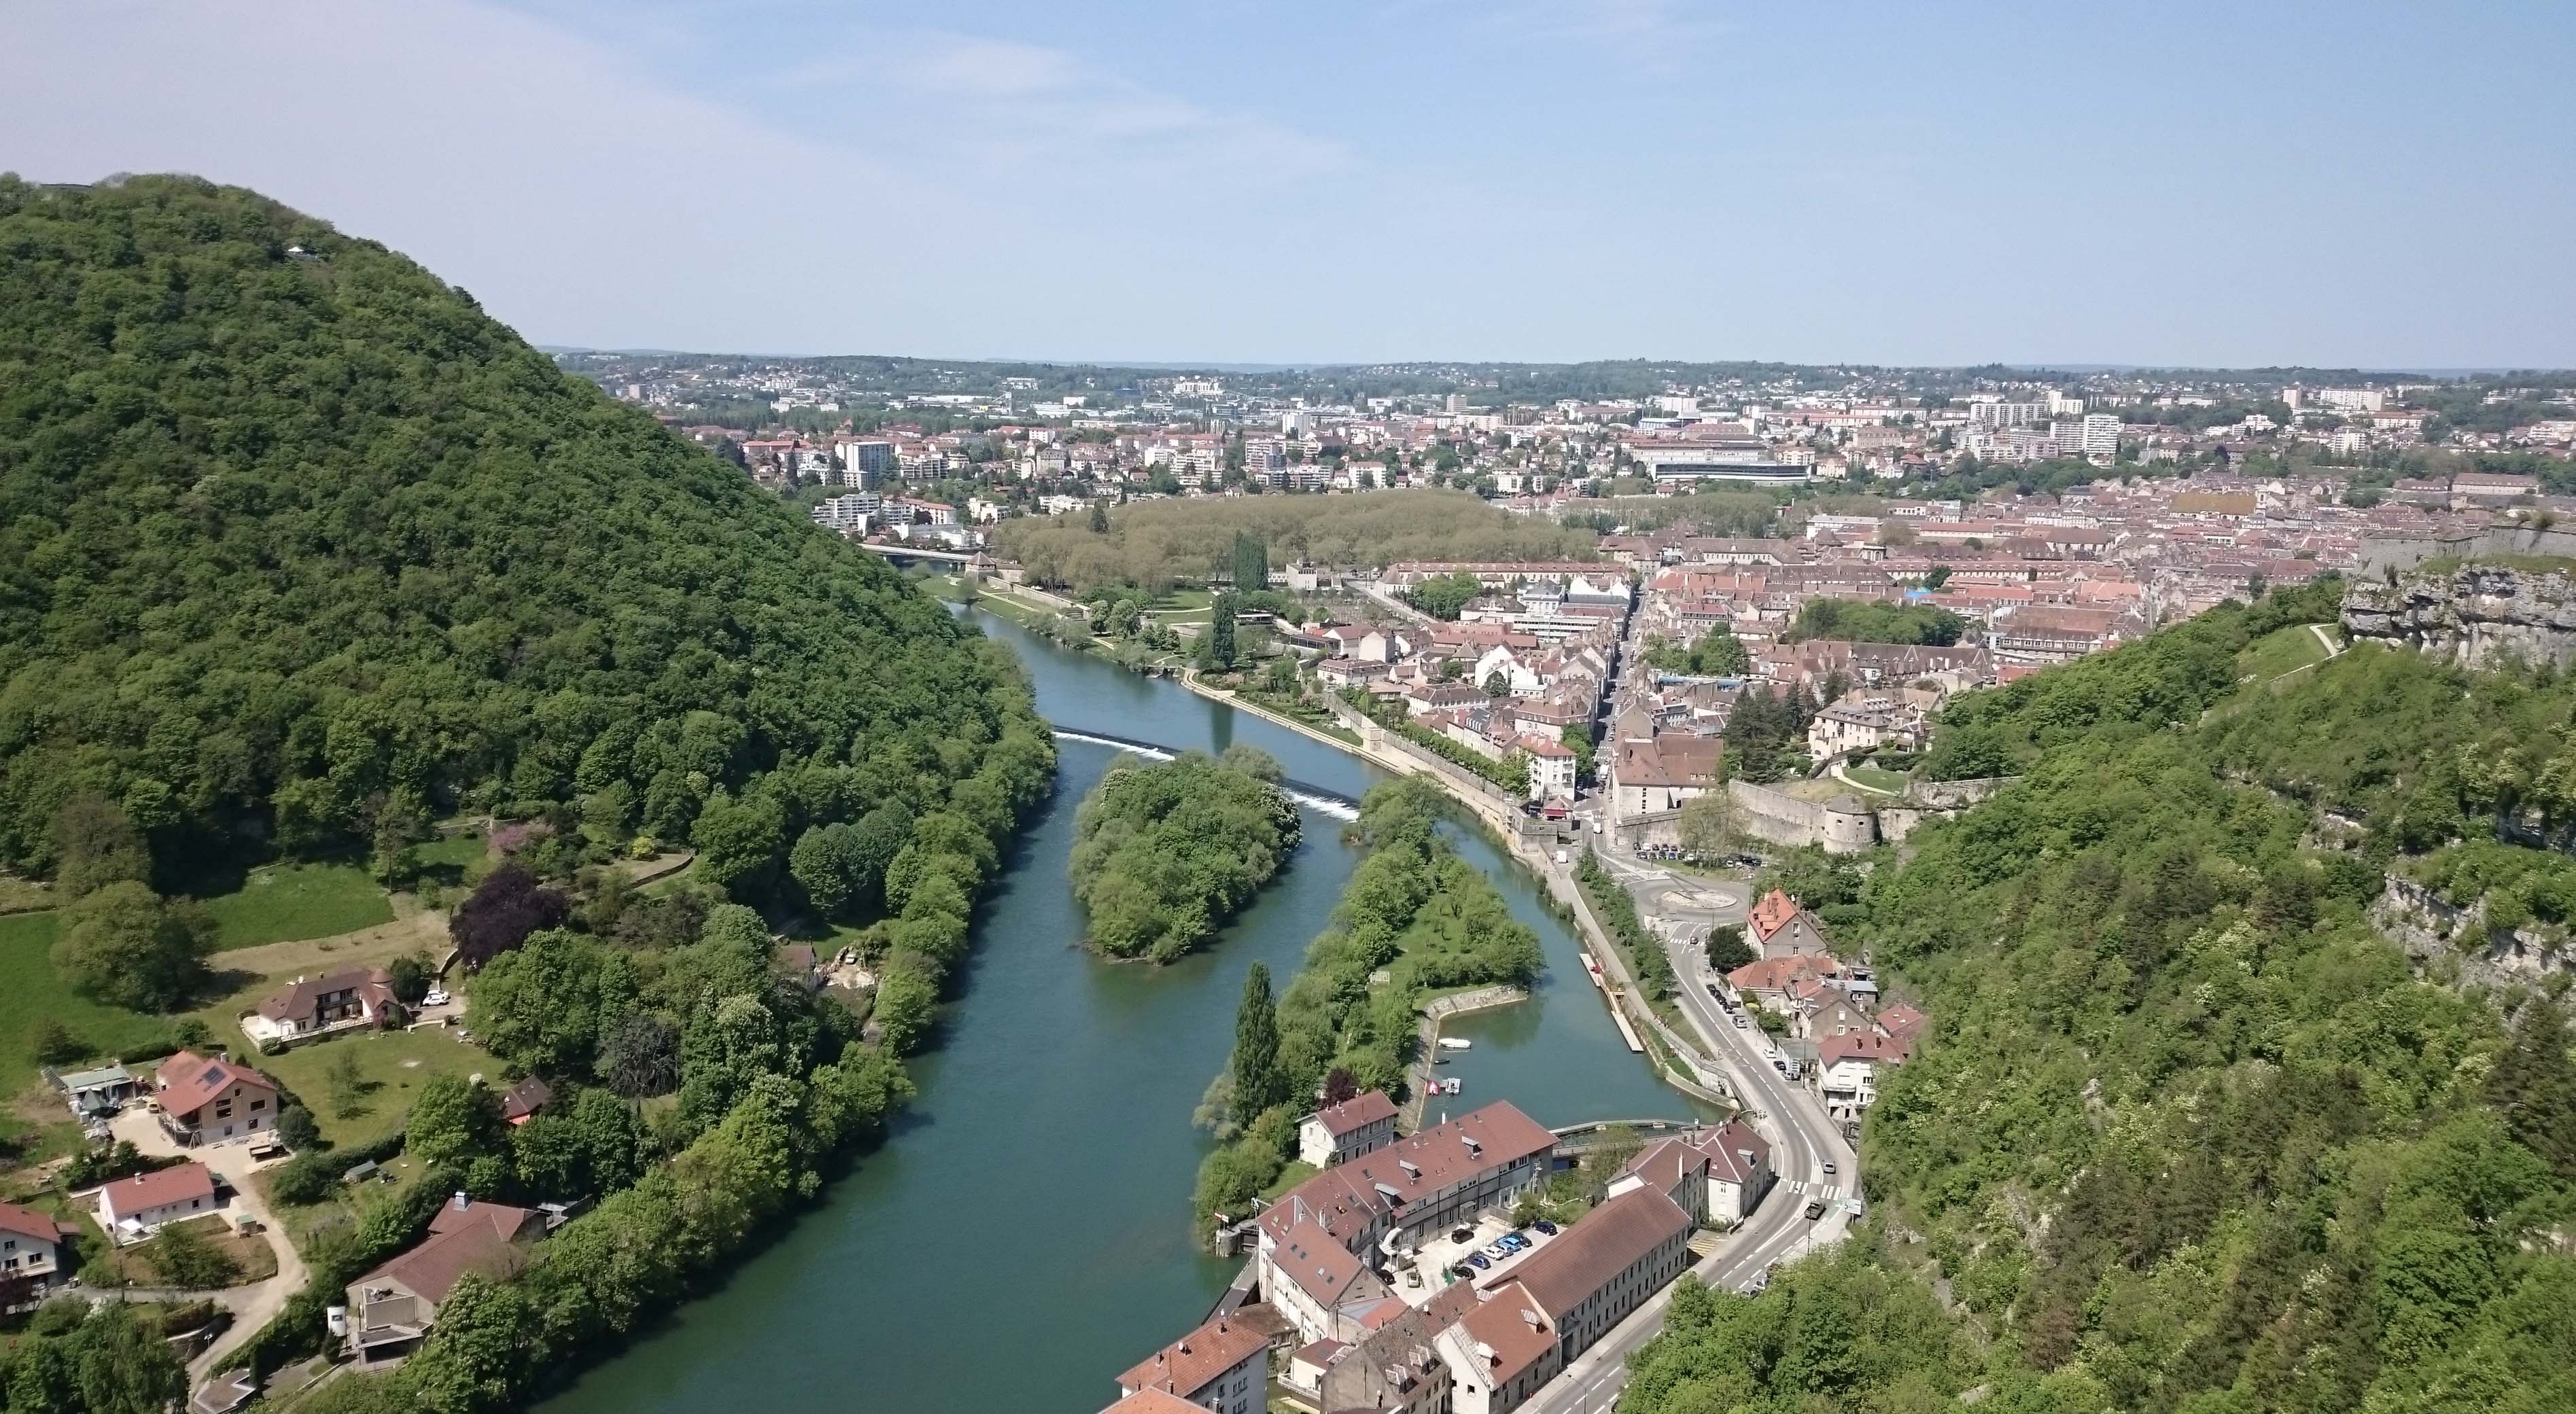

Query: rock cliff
2341 563 2576 670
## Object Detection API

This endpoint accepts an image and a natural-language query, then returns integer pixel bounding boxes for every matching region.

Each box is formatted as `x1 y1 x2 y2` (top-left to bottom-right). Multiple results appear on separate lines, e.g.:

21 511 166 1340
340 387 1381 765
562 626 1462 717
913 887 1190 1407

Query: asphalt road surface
1522 849 1856 1414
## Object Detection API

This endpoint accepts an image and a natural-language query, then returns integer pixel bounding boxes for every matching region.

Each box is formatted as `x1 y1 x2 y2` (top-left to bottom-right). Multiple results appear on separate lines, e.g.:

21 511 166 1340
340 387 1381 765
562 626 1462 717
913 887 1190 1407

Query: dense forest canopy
0 175 1039 900
1626 579 2576 1414
1066 747 1301 963
992 489 1595 597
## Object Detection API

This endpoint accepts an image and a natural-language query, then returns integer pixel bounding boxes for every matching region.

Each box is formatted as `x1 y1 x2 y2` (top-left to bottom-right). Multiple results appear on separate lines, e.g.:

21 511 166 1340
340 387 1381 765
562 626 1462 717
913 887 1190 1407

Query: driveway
106 1108 311 1379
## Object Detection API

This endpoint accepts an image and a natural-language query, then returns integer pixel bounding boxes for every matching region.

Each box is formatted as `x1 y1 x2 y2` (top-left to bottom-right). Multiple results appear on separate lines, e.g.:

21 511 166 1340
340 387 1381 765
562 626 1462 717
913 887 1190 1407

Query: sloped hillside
0 175 1043 891
1624 581 2576 1414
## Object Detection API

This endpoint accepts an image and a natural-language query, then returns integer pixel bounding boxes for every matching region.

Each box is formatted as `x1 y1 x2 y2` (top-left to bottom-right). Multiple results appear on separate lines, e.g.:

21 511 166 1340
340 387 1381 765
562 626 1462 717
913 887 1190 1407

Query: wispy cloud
777 30 1351 182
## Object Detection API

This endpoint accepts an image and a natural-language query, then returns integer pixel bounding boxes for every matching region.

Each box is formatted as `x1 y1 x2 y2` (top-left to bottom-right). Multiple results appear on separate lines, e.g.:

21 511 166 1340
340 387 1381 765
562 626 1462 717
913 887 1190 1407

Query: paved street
1518 837 1856 1414
107 1108 311 1383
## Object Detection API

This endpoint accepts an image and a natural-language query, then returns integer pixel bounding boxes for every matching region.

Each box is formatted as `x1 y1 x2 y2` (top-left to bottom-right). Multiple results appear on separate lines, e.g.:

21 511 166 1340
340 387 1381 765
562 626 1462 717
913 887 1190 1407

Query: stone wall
2343 563 2576 671
1726 781 1877 854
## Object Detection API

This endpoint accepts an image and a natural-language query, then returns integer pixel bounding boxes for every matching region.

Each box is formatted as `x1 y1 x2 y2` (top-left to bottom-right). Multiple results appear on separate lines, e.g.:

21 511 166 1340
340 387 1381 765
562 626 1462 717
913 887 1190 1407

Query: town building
241 966 404 1047
345 1194 545 1364
1257 1103 1557 1343
0 1201 73 1305
152 1050 281 1147
1299 1091 1400 1168
98 1161 219 1241
1114 1312 1270 1414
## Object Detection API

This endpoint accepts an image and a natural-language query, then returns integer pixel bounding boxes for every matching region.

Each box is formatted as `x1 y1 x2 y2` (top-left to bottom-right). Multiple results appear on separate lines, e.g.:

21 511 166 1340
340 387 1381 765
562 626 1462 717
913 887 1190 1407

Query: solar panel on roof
201 1065 226 1086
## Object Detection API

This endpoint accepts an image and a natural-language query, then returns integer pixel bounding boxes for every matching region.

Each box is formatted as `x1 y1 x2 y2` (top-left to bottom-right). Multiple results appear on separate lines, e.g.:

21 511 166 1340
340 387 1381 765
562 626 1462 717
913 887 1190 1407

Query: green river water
536 608 1701 1414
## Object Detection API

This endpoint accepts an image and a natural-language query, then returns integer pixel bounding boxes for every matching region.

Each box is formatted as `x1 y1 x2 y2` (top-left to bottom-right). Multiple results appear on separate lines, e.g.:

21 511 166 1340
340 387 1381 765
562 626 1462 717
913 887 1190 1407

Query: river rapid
536 607 1701 1414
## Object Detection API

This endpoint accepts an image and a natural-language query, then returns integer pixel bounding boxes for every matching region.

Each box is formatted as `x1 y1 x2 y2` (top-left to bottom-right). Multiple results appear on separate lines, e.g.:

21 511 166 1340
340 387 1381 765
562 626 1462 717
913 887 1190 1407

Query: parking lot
1399 1212 1563 1296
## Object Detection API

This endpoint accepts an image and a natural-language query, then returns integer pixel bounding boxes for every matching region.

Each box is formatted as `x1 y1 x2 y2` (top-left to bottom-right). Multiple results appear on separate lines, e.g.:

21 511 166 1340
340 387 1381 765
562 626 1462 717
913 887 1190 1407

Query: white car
421 989 451 1008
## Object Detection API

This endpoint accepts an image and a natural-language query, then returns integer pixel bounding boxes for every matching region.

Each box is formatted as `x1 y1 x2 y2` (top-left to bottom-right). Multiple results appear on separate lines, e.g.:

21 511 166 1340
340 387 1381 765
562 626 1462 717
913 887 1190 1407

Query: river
536 608 1703 1414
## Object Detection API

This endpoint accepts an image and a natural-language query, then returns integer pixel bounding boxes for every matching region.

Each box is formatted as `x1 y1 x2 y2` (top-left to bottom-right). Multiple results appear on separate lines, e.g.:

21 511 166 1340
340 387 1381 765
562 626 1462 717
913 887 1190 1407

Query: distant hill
0 175 1034 890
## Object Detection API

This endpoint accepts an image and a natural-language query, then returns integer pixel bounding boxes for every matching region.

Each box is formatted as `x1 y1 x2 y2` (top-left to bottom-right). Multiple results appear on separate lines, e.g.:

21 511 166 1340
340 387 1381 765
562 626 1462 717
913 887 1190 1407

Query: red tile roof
0 1199 71 1244
101 1161 215 1218
1452 1283 1556 1384
1260 1102 1556 1249
1490 1186 1690 1322
154 1050 277 1120
1747 889 1800 941
1117 1312 1269 1398
1818 1031 1911 1067
1311 1090 1397 1137
1103 1390 1210 1414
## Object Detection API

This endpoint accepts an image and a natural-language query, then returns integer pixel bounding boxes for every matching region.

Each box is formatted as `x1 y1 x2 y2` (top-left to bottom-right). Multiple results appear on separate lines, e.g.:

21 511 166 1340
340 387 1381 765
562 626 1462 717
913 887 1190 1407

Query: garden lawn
256 1027 494 1149
202 861 396 951
0 911 177 1094
1841 763 1911 795
2235 622 2331 686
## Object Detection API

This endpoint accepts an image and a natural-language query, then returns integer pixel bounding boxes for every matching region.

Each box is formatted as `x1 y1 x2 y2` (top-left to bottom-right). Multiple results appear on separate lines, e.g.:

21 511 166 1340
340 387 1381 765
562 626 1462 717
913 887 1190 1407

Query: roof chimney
452 1190 469 1212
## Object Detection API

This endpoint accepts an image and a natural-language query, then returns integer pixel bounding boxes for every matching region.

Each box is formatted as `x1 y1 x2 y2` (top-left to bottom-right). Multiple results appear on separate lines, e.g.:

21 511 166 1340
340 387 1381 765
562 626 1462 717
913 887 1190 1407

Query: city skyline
4 1 2573 368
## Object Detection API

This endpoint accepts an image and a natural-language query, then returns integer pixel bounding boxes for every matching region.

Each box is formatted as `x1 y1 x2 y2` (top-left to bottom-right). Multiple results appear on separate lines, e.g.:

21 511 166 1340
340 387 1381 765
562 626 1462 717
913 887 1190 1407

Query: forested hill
0 175 1035 889
1625 580 2576 1414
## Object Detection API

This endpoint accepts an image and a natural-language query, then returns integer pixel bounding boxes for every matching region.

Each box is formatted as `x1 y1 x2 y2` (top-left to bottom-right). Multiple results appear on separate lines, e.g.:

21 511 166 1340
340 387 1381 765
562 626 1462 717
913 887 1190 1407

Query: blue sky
4 1 2571 366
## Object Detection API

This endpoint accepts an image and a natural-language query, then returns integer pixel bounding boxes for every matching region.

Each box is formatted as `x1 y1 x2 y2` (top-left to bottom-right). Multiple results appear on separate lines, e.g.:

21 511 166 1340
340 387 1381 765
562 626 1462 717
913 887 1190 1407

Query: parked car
1451 1227 1474 1243
1533 1220 1558 1235
422 989 450 1007
1705 983 1722 999
1501 1234 1529 1250
1449 1264 1474 1279
1804 1199 1827 1220
1402 1268 1422 1288
1466 1252 1490 1271
1733 1014 1749 1028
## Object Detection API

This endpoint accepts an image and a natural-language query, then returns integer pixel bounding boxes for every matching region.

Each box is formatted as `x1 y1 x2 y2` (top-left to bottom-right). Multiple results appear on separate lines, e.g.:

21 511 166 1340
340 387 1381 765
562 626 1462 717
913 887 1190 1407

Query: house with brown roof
98 1161 219 1241
1815 1031 1912 1117
1114 1311 1270 1414
499 1076 553 1127
1 1201 76 1305
345 1194 544 1364
241 968 403 1048
1725 953 1843 1010
1478 1185 1692 1374
1608 733 1724 815
152 1051 282 1148
1102 1390 1218 1414
1299 1091 1399 1169
1257 1103 1556 1343
1435 1284 1559 1414
1306 1301 1452 1414
1745 889 1831 961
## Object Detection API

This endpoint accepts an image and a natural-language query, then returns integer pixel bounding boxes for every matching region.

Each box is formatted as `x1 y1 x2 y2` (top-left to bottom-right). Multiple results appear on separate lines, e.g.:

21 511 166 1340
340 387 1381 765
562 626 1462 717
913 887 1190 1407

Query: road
1522 854 1856 1414
105 1108 311 1386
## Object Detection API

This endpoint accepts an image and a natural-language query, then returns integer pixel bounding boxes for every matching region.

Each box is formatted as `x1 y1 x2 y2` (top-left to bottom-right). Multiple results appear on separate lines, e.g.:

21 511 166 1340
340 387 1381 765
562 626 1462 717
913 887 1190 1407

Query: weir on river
537 607 1711 1414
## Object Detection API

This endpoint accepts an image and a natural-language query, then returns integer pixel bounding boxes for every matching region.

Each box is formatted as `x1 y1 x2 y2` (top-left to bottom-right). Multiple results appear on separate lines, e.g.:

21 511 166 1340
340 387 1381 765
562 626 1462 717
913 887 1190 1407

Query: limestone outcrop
2342 563 2576 670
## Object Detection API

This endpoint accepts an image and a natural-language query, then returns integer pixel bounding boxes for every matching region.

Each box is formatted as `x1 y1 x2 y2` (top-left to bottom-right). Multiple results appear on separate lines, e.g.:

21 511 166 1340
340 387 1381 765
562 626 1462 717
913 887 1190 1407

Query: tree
50 792 150 897
386 950 435 1006
790 824 856 917
1703 925 1755 972
325 1049 368 1119
275 1103 322 1150
691 791 786 898
406 1074 505 1169
1230 963 1287 1119
467 930 640 1078
50 881 214 1012
1088 501 1110 533
449 864 570 970
1231 531 1270 593
1482 671 1508 695
599 1012 682 1099
1200 593 1240 671
149 1218 243 1289
31 1019 85 1065
1323 1066 1359 1106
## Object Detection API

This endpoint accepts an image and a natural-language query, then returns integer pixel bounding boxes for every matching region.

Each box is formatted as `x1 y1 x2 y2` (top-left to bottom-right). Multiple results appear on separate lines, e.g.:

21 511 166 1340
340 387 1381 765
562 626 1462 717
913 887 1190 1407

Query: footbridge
1548 1118 1719 1158
1050 728 1361 821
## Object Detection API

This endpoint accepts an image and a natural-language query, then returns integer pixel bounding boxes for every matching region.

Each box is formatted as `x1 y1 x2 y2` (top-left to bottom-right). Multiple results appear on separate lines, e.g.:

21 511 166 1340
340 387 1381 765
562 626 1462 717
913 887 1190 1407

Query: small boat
1437 1037 1472 1052
1440 1077 1464 1095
